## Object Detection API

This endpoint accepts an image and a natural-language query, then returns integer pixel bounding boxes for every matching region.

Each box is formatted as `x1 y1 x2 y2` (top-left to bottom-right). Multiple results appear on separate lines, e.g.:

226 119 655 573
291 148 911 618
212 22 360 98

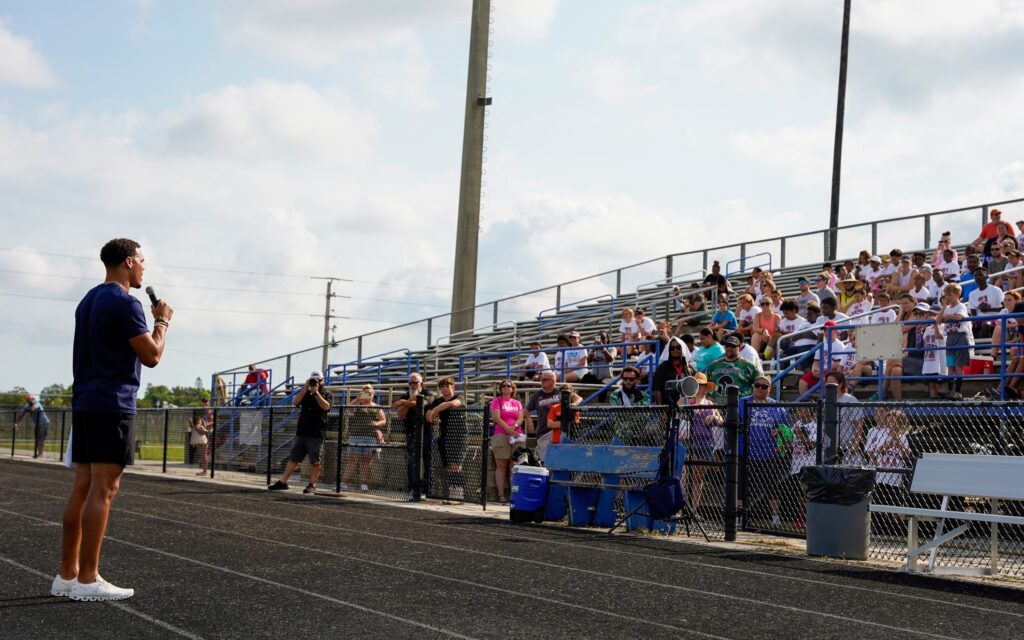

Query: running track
1 459 1022 640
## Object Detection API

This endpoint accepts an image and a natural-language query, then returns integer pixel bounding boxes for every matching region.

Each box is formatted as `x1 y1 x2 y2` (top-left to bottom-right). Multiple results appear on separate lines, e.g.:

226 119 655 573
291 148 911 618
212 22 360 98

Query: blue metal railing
726 252 772 279
212 368 273 407
536 294 615 335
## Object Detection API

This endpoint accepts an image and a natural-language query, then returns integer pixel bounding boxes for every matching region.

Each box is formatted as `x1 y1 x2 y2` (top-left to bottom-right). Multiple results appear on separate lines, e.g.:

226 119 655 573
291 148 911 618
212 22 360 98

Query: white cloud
160 80 375 163
582 57 661 104
0 19 58 89
494 0 560 41
853 0 1024 45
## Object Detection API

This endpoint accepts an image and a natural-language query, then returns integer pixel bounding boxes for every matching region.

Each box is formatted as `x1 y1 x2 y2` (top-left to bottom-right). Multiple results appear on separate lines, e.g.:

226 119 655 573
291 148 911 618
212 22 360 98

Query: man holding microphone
53 238 173 601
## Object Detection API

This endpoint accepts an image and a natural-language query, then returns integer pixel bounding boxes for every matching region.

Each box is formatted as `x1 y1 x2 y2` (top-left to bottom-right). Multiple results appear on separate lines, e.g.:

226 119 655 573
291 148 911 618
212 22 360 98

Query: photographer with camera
268 371 332 493
652 336 694 405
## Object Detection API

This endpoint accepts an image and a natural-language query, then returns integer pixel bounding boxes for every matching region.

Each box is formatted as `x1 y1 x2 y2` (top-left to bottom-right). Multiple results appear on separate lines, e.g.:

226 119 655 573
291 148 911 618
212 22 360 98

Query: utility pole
828 0 852 261
450 0 491 335
311 277 350 374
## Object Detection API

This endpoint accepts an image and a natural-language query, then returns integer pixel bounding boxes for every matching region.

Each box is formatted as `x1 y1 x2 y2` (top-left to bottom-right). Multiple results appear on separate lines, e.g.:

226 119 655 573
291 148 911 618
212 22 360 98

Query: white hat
309 370 324 380
913 302 930 313
869 255 881 263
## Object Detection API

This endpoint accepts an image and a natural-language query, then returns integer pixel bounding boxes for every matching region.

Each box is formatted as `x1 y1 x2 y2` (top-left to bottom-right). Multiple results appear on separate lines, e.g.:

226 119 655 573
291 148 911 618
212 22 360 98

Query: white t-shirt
738 305 761 326
865 428 910 486
845 300 872 325
779 316 815 347
939 260 961 279
524 351 551 372
922 325 946 376
869 308 898 325
895 268 914 288
814 338 849 365
738 343 763 372
790 419 818 476
942 302 972 335
909 285 931 303
563 347 588 376
637 316 656 335
862 265 883 285
619 319 638 339
968 285 1005 316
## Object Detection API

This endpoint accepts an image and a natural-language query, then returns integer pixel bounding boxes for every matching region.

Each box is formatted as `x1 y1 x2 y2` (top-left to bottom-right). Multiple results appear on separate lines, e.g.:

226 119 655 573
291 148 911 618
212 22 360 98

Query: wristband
155 319 169 329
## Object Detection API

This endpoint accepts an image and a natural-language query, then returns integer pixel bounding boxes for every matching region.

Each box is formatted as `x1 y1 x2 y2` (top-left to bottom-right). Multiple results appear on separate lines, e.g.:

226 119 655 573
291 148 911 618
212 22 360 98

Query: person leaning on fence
489 379 526 505
392 373 433 500
187 398 212 475
739 376 791 528
787 405 818 527
14 393 50 457
426 377 466 503
56 237 174 602
824 371 865 464
525 371 560 463
864 407 912 507
268 370 332 494
706 335 761 400
340 384 387 494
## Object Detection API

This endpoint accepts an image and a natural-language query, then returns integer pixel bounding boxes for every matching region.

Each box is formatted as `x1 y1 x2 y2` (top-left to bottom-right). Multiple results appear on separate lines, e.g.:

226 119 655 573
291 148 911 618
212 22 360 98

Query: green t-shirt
706 357 762 401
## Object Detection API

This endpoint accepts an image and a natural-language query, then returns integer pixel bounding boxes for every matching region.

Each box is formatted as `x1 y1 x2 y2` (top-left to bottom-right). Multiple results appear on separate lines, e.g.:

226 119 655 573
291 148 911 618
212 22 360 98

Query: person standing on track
53 238 173 602
426 377 465 503
14 394 50 457
268 371 332 494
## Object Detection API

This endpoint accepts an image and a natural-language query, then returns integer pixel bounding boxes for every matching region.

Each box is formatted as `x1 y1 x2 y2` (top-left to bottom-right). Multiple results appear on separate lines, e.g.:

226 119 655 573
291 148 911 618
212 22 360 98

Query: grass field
9 441 186 463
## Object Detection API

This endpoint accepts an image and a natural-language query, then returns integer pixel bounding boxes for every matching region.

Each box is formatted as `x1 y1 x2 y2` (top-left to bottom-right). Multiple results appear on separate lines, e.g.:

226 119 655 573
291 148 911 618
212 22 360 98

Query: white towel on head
659 335 693 366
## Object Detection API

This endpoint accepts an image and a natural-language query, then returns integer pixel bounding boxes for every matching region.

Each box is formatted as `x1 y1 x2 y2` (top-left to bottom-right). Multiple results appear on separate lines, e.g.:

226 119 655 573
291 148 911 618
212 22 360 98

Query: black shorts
438 428 467 467
71 411 137 466
289 436 324 465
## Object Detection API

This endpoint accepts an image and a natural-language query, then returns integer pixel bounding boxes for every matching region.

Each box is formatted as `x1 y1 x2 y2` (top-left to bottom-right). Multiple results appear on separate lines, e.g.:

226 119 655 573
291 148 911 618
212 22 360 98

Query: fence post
210 408 217 478
10 411 15 456
556 285 562 312
413 395 425 501
923 214 931 252
665 254 673 282
336 406 344 493
822 383 839 465
33 412 40 458
615 270 622 297
267 406 274 486
870 222 878 256
723 385 739 542
427 318 433 346
480 400 490 510
162 409 169 473
780 237 787 269
59 411 67 461
493 301 499 326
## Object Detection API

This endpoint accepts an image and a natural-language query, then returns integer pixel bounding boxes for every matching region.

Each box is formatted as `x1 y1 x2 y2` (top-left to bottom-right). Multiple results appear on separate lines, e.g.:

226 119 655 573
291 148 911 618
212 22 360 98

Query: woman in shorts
681 373 721 510
341 384 387 493
427 377 466 502
489 379 525 504
937 284 973 400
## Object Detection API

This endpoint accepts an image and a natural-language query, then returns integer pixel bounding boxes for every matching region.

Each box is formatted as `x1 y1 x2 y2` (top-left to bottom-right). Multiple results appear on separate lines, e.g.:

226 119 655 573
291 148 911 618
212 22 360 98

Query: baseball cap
869 255 881 263
26 394 36 403
822 320 838 328
797 277 809 284
991 208 1002 217
309 370 324 380
722 336 741 347
913 302 930 313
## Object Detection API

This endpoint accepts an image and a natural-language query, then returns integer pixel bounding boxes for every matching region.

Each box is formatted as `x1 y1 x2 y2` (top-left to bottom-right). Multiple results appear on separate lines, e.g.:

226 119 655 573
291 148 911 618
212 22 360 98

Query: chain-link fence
840 401 1024 575
741 401 820 537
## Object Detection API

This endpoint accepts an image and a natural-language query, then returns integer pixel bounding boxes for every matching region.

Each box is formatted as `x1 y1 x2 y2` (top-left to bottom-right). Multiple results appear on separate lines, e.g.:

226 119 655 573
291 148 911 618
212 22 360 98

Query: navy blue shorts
71 411 137 466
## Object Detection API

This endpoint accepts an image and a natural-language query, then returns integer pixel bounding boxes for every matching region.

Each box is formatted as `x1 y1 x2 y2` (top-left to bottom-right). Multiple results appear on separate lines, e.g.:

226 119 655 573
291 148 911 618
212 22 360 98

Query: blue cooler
510 465 549 523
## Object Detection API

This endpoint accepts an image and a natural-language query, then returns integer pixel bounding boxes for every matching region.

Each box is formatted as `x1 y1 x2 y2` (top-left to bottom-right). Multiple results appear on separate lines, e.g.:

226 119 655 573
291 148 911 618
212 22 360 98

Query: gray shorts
289 436 324 465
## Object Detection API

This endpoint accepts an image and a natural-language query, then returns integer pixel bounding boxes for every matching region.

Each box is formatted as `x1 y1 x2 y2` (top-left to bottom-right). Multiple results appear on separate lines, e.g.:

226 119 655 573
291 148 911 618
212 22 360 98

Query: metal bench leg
927 496 949 572
991 498 1001 575
906 517 919 572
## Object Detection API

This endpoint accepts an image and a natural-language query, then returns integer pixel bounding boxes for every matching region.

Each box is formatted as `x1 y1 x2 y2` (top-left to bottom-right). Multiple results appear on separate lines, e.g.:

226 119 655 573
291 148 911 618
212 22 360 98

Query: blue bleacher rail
725 252 772 279
536 294 615 336
327 348 419 385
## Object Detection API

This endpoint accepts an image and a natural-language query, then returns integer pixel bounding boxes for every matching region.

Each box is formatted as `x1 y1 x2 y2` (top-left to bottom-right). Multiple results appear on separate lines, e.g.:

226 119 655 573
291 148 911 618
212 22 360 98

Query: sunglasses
621 376 637 382
753 383 771 389
500 384 512 388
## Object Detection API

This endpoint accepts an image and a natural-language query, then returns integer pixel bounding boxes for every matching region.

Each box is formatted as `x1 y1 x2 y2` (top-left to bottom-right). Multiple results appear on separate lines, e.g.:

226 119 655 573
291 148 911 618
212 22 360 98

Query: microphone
145 286 159 306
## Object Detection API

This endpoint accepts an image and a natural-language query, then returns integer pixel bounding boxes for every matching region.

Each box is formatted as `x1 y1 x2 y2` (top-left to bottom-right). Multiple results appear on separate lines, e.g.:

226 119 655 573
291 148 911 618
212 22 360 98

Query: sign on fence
239 410 262 446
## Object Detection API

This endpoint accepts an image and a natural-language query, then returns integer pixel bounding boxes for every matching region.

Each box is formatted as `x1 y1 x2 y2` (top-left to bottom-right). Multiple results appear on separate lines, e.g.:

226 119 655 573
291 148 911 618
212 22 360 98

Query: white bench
870 453 1024 576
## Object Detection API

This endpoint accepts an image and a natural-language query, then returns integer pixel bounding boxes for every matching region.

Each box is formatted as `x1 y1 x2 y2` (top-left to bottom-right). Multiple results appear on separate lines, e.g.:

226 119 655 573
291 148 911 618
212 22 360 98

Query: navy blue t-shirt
72 283 150 413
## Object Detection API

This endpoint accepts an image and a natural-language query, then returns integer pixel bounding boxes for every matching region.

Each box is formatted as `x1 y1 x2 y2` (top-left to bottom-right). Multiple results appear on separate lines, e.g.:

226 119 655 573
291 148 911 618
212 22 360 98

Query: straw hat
692 372 716 392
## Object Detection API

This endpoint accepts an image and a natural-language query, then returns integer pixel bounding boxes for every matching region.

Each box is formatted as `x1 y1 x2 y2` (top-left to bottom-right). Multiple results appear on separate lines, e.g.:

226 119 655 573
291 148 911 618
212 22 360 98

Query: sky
3 0 1024 395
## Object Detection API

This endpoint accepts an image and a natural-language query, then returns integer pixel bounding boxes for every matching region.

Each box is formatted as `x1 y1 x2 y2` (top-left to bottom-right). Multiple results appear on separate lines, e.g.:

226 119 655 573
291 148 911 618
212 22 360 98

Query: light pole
828 0 852 261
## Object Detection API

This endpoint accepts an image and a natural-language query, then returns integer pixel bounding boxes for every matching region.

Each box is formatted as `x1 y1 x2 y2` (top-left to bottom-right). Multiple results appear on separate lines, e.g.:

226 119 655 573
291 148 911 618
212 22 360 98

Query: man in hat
14 394 50 457
814 272 836 309
739 375 791 528
268 370 332 493
706 335 761 400
972 208 1003 248
862 255 884 291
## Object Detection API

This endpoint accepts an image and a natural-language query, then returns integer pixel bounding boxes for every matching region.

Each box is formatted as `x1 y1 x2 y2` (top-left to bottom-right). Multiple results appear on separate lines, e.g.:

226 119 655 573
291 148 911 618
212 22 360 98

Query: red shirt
980 221 1001 240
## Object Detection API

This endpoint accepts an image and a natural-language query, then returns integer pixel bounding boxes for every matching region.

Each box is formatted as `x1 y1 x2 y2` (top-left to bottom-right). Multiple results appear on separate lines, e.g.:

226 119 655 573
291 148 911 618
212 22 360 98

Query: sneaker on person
68 576 134 602
268 480 289 491
340 483 349 491
406 491 416 501
359 484 369 493
50 574 74 597
303 484 316 494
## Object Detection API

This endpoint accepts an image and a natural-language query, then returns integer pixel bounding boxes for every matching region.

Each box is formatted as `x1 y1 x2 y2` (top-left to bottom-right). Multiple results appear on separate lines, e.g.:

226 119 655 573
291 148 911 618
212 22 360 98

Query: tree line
1 383 209 409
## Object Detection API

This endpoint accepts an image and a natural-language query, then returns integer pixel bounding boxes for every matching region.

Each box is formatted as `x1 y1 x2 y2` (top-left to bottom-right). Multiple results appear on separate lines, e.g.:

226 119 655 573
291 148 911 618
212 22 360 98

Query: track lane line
3 484 966 640
0 554 206 640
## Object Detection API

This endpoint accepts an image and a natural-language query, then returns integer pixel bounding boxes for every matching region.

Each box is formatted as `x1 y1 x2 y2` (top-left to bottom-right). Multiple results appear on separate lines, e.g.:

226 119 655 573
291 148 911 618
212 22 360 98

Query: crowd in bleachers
523 207 1024 402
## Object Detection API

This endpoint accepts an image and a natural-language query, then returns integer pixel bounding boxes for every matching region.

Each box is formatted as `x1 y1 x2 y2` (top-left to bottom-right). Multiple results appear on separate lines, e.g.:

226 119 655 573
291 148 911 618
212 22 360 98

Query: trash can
800 466 875 560
510 465 549 523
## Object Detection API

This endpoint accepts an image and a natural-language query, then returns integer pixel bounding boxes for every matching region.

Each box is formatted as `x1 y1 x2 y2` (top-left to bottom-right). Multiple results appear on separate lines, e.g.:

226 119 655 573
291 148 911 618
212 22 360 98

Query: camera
307 378 319 387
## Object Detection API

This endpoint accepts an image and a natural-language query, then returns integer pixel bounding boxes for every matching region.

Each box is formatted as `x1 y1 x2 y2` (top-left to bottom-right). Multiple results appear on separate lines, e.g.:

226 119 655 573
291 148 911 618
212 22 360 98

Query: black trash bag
799 466 875 505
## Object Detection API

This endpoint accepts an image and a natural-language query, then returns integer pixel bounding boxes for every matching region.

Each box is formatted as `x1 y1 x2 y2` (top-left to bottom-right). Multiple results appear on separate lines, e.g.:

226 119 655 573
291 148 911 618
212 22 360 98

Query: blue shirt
693 343 725 372
959 273 978 300
738 396 790 461
73 283 150 413
711 310 738 330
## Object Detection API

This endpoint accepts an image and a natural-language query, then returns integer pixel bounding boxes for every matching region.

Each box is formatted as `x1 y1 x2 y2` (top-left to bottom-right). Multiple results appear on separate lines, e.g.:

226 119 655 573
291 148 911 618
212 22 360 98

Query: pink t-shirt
490 397 523 436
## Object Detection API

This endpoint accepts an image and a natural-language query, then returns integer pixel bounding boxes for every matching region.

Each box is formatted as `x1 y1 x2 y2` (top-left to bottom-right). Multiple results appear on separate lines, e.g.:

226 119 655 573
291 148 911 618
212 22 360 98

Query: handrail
726 252 772 278
214 196 1024 377
536 294 614 320
632 269 707 303
433 319 518 351
326 348 412 384
536 295 615 335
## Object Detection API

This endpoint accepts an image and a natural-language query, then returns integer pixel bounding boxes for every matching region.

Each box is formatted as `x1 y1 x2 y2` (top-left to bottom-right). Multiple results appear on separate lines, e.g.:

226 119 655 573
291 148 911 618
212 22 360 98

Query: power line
0 246 512 295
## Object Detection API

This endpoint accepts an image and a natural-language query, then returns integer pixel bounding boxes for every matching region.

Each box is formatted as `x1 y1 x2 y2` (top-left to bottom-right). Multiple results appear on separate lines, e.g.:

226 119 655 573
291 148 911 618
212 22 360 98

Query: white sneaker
340 483 349 491
50 574 74 597
68 576 134 601
359 484 369 493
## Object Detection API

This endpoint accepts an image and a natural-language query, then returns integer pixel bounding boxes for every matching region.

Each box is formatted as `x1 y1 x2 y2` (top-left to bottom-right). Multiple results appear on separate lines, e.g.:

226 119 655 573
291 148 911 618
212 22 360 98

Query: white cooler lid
512 465 549 477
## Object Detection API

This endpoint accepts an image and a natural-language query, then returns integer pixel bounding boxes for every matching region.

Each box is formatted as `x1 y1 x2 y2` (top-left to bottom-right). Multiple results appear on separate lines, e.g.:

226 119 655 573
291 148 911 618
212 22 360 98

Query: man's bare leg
76 463 124 584
59 464 92 580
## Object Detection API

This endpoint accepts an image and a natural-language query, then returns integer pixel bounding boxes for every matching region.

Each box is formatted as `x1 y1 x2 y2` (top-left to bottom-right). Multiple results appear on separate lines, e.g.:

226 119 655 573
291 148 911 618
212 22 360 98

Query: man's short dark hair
826 370 847 388
681 334 695 348
621 365 640 378
779 300 798 313
100 238 140 268
699 327 716 339
821 298 836 309
805 303 821 314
